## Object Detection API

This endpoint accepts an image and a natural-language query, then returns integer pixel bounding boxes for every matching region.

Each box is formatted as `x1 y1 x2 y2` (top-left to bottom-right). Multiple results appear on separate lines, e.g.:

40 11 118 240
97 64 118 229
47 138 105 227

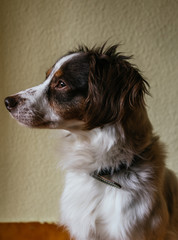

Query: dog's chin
10 117 52 129
11 114 85 130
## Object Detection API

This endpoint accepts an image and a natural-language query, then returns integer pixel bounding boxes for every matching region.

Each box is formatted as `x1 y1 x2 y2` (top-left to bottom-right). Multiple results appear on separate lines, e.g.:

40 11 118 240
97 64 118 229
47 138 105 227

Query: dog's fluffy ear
84 52 150 130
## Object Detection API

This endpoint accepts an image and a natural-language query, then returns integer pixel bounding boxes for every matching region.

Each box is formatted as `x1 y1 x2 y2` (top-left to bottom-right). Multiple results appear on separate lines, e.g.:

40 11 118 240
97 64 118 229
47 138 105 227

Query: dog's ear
119 65 150 111
84 53 149 130
84 54 116 129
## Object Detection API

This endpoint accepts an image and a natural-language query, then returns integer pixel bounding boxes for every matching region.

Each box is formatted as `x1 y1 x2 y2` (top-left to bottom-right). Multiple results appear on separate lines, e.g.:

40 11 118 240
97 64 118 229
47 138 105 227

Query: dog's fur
5 45 178 240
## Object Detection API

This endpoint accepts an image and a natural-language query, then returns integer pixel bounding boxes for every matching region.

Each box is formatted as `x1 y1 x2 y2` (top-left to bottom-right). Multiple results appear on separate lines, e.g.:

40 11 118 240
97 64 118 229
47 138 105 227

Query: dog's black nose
4 96 18 111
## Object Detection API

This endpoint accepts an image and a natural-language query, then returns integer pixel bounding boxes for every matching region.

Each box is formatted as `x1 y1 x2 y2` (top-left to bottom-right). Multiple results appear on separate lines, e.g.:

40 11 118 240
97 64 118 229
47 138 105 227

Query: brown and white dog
4 45 178 240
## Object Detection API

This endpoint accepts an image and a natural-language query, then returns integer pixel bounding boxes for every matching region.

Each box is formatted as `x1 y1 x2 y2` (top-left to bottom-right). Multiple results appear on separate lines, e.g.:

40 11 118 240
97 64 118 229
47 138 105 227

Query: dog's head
4 45 150 133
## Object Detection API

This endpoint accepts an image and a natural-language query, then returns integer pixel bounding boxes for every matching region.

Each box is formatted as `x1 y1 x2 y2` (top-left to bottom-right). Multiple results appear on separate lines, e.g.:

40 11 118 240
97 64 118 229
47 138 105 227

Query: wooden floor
0 222 71 240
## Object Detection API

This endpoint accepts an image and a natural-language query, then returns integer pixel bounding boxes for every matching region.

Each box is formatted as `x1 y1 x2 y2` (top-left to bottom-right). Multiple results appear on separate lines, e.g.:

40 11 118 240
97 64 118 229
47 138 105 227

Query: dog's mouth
5 98 85 130
9 113 59 129
4 95 59 128
9 111 48 128
5 100 50 128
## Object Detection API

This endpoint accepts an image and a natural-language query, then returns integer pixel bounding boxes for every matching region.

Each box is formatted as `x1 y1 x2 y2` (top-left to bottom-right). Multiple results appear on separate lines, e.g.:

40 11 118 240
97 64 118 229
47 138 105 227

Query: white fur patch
59 126 154 240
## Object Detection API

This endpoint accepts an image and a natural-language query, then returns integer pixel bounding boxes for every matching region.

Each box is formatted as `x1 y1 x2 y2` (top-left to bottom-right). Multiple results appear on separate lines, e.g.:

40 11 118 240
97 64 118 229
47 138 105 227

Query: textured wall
0 0 178 222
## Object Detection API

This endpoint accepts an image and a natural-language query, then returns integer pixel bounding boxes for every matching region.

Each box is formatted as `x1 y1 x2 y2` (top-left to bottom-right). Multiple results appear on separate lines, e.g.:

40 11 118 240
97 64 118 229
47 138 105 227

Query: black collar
91 140 156 190
90 163 128 189
91 170 122 189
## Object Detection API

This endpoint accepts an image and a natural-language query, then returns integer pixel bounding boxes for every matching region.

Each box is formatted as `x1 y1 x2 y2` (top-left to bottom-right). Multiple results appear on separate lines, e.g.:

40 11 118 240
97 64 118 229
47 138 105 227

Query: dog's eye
55 80 67 89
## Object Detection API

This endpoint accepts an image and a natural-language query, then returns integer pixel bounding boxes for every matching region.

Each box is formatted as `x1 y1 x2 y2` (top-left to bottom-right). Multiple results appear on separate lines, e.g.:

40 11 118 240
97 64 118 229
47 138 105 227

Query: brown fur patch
54 69 63 78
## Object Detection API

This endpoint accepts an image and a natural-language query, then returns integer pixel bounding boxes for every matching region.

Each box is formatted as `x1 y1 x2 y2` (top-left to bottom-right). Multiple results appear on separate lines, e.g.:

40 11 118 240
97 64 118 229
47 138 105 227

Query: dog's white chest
60 172 133 240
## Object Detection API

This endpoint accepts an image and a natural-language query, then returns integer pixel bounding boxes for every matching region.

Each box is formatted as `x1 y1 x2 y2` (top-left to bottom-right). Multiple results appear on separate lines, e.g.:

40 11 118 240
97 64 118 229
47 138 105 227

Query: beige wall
0 0 178 222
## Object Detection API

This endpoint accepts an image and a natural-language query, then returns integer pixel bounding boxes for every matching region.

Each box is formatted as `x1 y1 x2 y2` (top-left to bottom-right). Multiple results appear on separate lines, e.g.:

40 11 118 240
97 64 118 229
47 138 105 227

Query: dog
4 44 178 240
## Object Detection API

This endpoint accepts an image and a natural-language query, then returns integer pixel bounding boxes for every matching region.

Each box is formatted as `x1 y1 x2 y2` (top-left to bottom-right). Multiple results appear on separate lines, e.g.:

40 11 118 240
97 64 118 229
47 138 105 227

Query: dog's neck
59 124 135 174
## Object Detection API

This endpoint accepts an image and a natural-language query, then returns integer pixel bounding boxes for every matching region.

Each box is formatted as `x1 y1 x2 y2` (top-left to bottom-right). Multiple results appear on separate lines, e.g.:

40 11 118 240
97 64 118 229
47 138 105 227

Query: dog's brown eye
56 80 66 89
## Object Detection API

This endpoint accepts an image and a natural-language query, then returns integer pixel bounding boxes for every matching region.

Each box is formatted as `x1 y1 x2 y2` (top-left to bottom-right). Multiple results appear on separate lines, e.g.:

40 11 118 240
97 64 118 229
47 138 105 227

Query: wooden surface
0 222 71 240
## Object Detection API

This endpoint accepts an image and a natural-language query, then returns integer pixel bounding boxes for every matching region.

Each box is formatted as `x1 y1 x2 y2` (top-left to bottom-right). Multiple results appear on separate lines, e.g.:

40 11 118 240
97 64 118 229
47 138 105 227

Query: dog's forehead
48 53 80 81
